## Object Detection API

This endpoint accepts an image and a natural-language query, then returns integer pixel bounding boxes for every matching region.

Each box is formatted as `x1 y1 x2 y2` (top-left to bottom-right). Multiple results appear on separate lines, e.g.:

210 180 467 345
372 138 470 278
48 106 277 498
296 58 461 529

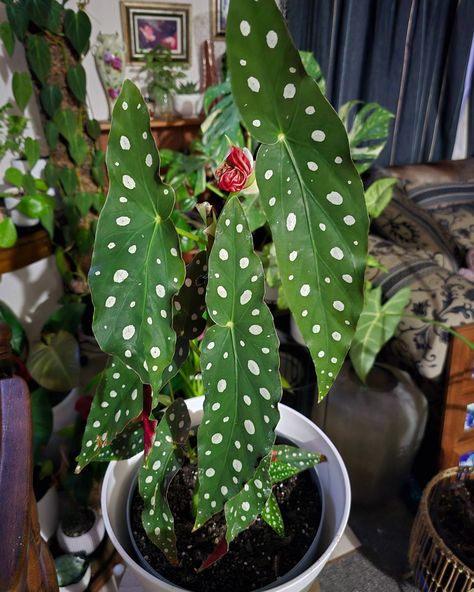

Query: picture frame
120 2 191 64
211 0 285 39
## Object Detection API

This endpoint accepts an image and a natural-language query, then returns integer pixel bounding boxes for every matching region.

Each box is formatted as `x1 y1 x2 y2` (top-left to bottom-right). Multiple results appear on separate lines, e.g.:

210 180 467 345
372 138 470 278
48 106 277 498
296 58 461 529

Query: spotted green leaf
349 286 411 382
89 81 185 401
94 423 144 462
173 250 207 340
139 398 191 565
196 196 281 529
269 445 326 484
228 0 368 400
224 454 272 544
76 357 142 472
261 492 284 537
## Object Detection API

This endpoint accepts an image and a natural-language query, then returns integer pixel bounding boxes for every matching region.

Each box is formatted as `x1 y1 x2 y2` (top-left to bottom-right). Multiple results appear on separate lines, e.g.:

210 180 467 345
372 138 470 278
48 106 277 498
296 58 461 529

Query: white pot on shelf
101 397 350 592
58 564 92 592
57 508 105 556
173 93 203 118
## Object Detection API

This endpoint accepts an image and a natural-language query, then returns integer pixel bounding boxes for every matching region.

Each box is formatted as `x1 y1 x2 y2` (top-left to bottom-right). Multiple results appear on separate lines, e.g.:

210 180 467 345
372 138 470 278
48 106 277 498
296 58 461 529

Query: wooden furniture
440 324 474 469
0 377 58 591
0 229 52 275
99 117 203 153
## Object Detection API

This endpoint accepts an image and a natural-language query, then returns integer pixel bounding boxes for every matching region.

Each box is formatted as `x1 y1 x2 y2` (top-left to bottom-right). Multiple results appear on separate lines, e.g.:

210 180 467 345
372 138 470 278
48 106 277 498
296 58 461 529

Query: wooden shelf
0 228 52 274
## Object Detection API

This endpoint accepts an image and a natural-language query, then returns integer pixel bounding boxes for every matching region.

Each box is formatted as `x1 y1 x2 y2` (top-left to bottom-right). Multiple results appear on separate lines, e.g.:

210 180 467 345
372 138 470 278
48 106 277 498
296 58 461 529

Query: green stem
176 226 207 246
189 339 201 358
205 182 225 198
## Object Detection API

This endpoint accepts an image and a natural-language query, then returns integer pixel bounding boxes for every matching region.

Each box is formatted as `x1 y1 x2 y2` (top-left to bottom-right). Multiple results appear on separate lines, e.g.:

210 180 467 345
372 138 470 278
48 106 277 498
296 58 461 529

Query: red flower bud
215 146 254 193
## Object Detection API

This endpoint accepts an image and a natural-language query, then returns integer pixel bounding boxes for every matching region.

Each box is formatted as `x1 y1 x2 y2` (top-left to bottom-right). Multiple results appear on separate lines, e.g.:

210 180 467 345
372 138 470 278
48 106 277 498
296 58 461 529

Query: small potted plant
76 0 370 590
173 81 203 119
142 45 185 120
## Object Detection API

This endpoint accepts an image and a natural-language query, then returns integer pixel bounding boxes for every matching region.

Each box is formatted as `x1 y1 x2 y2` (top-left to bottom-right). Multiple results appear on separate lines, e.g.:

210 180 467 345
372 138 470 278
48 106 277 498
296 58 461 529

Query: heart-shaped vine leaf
24 137 40 168
269 445 326 484
349 286 411 382
95 423 144 462
67 64 86 103
26 34 51 83
0 22 15 56
76 357 142 472
40 84 63 118
139 398 191 565
55 109 78 143
173 250 207 340
12 72 32 111
227 0 368 400
6 0 28 40
89 81 185 401
59 167 77 196
86 118 101 140
196 196 281 529
64 9 91 56
261 492 284 537
68 134 88 166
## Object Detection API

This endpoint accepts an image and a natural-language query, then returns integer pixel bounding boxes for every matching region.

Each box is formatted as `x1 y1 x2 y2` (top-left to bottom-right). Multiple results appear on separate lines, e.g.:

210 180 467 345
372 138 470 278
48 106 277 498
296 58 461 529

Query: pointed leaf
350 286 411 382
67 63 86 103
364 178 397 219
94 423 144 462
300 51 326 95
269 445 326 484
59 167 77 196
240 192 266 232
0 22 15 57
0 217 17 248
68 135 88 166
262 491 285 536
54 109 78 142
44 121 59 150
173 250 207 340
26 34 51 83
64 9 91 56
196 196 281 529
224 454 272 544
27 331 80 392
40 84 63 117
12 71 33 111
228 0 369 400
4 167 23 188
139 399 191 565
76 357 143 471
86 118 101 140
89 81 185 400
24 137 40 168
6 0 28 40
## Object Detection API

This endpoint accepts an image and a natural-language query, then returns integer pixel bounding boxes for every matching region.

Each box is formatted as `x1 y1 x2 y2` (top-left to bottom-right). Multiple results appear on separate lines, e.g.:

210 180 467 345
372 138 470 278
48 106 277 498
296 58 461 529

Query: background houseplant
173 81 202 119
142 45 185 120
76 0 369 589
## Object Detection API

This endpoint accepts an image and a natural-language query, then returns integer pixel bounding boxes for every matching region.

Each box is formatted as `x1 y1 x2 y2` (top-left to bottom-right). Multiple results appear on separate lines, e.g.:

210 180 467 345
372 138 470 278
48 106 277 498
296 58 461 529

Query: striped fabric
408 183 474 210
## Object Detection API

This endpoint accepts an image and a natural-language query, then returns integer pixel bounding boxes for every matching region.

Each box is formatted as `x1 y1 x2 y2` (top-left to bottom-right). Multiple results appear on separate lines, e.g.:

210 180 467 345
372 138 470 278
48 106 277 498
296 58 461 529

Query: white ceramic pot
37 484 59 541
57 508 105 555
173 93 203 118
101 397 350 592
59 565 91 592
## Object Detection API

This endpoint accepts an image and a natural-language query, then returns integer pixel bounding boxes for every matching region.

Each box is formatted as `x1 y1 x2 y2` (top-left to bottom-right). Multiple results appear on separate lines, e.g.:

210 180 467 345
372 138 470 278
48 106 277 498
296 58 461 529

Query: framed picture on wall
121 2 191 63
212 0 285 38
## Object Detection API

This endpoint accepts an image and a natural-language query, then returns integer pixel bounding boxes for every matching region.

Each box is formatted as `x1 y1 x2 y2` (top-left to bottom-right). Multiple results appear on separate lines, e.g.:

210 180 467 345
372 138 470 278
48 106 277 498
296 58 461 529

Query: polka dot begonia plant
76 0 368 569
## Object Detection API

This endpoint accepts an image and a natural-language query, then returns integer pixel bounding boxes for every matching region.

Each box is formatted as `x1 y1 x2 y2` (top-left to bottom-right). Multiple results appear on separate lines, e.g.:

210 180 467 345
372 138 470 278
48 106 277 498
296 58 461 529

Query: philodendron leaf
0 22 15 57
40 84 63 118
27 331 80 392
173 250 207 340
12 71 33 111
76 357 142 472
26 35 51 83
364 178 398 219
196 196 281 529
349 286 411 382
64 9 91 56
227 0 369 400
67 63 86 103
262 491 284 537
139 398 191 565
269 445 326 484
89 81 185 401
55 109 78 142
95 423 144 462
24 137 40 168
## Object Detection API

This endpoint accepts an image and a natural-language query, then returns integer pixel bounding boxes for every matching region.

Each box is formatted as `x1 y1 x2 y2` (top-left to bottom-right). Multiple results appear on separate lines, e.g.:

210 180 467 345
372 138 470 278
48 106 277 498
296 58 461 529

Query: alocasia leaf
196 196 281 529
269 445 326 484
89 81 185 402
139 398 191 565
261 492 284 536
349 286 411 382
75 357 142 472
228 0 369 400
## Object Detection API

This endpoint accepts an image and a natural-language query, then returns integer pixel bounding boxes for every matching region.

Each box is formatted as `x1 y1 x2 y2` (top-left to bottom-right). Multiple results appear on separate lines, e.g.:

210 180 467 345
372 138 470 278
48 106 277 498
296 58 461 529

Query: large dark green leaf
6 0 29 40
0 22 15 56
30 0 61 33
349 286 411 382
67 63 86 103
89 81 185 401
196 197 281 529
12 71 33 111
27 330 80 391
94 423 144 462
26 35 51 83
64 9 91 56
40 84 63 118
228 0 369 400
76 357 143 471
139 399 191 565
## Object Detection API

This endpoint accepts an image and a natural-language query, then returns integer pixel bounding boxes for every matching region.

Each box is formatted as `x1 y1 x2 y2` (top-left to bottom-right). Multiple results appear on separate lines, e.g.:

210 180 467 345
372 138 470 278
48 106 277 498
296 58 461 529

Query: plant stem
205 182 225 198
176 226 207 246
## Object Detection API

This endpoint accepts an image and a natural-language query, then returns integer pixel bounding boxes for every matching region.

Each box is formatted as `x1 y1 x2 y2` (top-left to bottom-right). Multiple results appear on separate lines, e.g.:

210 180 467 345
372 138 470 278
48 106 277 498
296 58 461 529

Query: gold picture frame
120 1 191 64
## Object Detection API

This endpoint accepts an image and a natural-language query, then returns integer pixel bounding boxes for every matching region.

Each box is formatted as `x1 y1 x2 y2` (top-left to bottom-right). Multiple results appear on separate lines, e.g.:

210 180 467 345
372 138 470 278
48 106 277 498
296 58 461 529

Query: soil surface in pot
431 477 474 570
130 463 321 592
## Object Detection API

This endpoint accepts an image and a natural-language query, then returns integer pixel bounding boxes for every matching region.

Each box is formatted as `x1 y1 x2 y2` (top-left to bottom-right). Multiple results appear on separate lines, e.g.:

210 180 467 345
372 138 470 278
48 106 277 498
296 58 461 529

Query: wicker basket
408 467 474 591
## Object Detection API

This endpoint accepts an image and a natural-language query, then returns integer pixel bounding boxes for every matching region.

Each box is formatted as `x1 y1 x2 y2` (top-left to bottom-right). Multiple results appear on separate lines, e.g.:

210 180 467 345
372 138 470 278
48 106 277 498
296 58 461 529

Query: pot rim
101 398 351 592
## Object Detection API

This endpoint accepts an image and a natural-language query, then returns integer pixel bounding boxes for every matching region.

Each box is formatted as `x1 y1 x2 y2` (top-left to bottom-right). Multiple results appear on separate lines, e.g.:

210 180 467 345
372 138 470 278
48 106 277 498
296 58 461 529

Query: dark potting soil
130 464 322 592
430 478 474 570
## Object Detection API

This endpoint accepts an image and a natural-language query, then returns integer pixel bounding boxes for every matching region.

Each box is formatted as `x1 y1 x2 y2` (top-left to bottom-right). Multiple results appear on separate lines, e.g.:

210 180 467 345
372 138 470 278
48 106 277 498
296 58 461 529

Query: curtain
287 0 474 167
